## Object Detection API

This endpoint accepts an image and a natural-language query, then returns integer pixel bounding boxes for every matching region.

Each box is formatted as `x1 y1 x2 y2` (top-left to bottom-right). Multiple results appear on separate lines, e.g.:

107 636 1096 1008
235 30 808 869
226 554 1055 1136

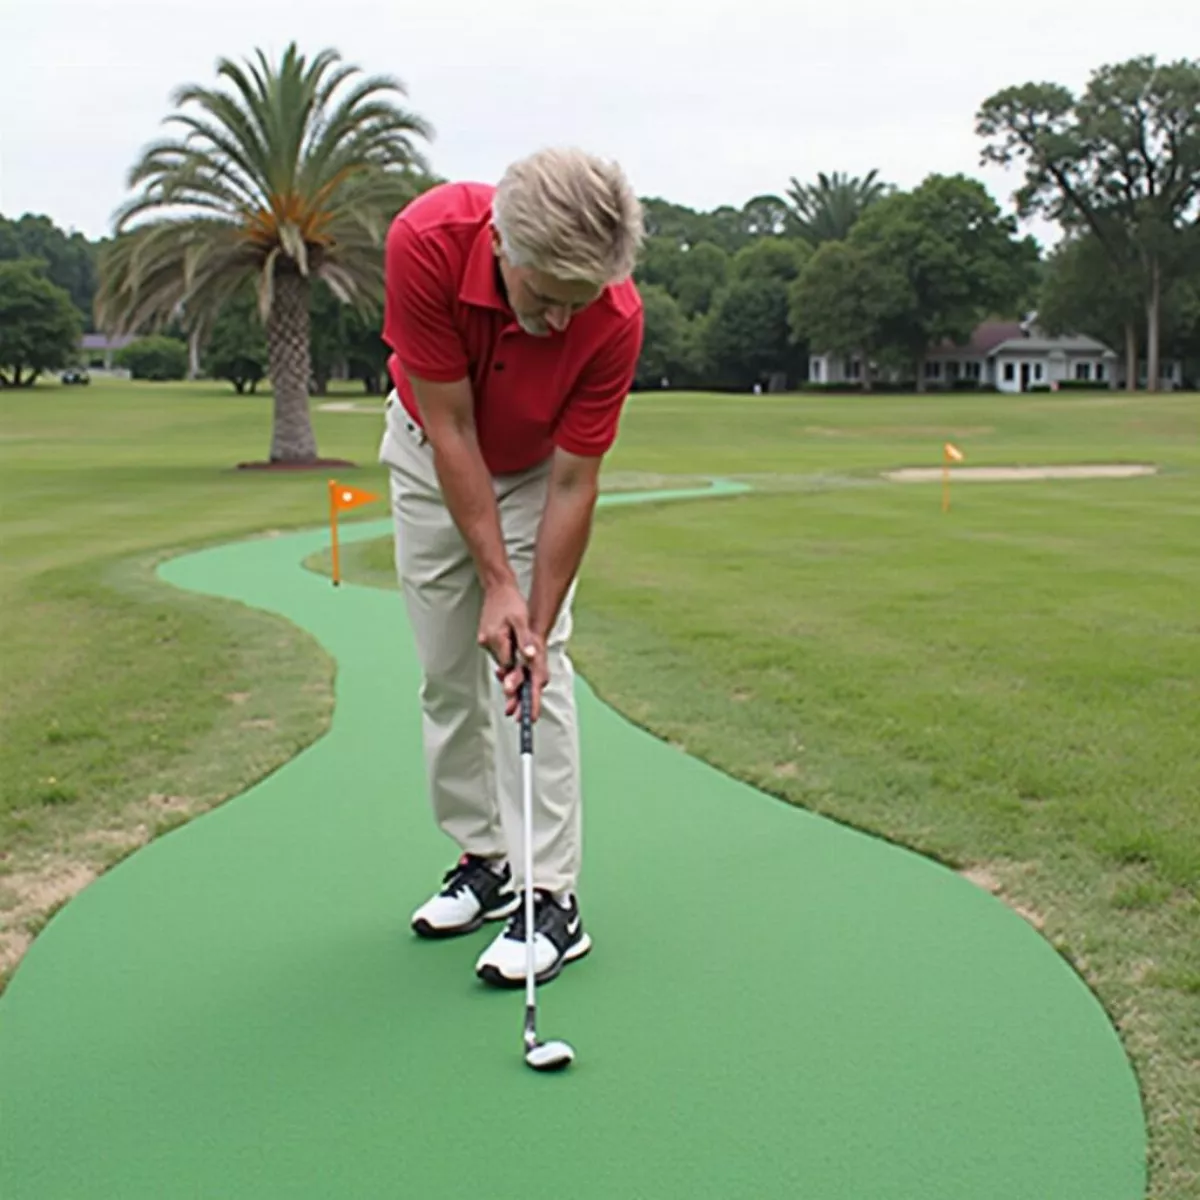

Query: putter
516 653 575 1072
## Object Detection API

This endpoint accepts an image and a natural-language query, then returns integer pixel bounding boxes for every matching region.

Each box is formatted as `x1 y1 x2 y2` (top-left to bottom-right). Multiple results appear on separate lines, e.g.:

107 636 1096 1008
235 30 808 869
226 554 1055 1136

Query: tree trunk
188 328 201 381
1145 256 1161 393
1124 322 1138 392
266 269 318 462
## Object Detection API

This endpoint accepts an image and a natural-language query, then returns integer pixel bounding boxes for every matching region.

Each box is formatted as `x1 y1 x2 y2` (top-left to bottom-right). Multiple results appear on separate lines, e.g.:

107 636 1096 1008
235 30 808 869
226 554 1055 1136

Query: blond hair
492 147 644 285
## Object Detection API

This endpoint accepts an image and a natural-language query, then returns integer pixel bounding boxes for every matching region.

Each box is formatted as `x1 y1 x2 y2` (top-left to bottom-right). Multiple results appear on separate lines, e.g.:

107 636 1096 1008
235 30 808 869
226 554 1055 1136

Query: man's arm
408 373 516 593
524 307 643 643
527 448 602 640
407 373 534 665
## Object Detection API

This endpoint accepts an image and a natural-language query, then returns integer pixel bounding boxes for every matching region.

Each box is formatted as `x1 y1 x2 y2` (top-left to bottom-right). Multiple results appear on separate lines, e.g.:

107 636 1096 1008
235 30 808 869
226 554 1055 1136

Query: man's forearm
528 477 599 639
428 430 516 591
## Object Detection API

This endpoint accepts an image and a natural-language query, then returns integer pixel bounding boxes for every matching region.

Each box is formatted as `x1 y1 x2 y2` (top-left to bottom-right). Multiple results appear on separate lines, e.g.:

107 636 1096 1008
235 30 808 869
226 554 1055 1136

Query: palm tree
785 170 892 247
95 42 434 463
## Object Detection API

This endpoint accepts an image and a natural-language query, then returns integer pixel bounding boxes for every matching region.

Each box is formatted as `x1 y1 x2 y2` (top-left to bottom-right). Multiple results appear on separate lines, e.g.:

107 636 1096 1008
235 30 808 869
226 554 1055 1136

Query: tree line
1 47 1196 455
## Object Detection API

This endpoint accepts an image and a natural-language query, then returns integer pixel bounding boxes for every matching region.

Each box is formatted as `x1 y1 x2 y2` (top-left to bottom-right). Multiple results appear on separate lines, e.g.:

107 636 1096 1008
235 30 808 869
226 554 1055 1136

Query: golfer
377 147 645 987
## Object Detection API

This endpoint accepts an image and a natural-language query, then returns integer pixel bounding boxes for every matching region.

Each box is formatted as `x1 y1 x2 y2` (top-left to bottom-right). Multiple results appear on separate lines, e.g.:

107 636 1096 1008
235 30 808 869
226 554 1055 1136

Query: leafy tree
1037 233 1142 384
731 237 811 284
634 284 690 388
202 292 269 393
1163 262 1200 387
786 170 892 246
633 236 684 294
672 242 730 318
739 194 793 238
703 205 752 255
0 214 98 327
94 42 434 463
704 278 802 390
639 198 711 247
976 55 1200 390
789 242 910 390
0 260 82 387
115 336 189 381
638 197 754 256
848 174 1039 385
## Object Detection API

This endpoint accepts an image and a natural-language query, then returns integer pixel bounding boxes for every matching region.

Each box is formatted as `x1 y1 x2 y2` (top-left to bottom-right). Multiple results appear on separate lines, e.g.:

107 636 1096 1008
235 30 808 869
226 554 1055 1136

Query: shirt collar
458 217 512 314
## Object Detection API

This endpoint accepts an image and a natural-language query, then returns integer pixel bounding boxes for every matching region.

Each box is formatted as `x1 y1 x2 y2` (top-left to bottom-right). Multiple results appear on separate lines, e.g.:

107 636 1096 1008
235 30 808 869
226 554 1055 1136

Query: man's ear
490 223 502 255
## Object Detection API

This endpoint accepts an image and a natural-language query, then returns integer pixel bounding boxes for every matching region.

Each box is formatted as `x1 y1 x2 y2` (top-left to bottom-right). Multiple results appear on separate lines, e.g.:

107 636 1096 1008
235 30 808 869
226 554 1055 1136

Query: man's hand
495 624 549 721
479 579 537 673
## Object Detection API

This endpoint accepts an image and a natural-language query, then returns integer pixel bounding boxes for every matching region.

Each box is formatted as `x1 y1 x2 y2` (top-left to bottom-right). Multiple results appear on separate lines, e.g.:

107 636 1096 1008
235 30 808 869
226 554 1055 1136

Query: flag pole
328 480 341 587
942 442 963 512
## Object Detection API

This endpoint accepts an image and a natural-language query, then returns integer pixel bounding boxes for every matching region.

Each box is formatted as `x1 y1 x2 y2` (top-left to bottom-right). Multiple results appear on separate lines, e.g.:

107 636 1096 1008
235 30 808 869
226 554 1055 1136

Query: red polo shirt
382 181 644 475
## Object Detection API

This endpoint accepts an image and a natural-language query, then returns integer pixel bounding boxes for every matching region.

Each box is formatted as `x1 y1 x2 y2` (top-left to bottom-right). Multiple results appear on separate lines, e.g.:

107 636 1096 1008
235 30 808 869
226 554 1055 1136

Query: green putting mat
0 486 1146 1198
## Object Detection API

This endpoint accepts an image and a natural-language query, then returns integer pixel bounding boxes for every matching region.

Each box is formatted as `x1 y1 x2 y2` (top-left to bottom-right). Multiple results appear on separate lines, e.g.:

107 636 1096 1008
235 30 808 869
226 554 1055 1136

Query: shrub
114 336 188 381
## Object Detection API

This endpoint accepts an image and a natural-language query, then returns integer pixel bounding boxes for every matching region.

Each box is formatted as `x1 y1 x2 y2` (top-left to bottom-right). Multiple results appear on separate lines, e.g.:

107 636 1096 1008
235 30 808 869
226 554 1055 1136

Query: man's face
493 228 603 336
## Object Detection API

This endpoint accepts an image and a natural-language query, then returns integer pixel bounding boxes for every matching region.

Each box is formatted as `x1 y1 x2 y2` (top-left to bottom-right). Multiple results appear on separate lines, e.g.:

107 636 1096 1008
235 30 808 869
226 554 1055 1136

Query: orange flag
942 443 964 512
327 479 381 586
330 481 380 512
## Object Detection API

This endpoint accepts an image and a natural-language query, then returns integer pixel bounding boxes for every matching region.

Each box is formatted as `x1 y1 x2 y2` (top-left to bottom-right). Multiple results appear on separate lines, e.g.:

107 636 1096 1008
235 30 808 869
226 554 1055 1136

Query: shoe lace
504 890 556 941
440 856 486 898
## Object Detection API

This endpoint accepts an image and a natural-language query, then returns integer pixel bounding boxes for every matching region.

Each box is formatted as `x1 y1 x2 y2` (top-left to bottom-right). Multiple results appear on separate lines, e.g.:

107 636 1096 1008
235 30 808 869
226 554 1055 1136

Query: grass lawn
2 377 1198 1197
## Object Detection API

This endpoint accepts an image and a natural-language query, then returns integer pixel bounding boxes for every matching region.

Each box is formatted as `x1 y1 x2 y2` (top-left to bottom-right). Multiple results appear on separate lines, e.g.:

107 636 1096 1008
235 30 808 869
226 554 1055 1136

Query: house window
964 361 982 381
946 361 961 380
846 358 862 380
1075 362 1092 381
811 359 823 381
1096 363 1106 382
925 360 942 379
1003 362 1015 382
1034 363 1044 381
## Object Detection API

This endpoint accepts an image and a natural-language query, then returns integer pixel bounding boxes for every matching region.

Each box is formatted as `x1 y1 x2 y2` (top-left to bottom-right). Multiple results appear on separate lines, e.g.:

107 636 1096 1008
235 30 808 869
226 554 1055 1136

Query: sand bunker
317 400 384 414
884 464 1158 483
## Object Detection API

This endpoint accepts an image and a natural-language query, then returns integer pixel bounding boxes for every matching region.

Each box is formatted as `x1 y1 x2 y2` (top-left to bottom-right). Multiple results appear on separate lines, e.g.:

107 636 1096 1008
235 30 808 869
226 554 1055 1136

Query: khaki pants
378 393 583 895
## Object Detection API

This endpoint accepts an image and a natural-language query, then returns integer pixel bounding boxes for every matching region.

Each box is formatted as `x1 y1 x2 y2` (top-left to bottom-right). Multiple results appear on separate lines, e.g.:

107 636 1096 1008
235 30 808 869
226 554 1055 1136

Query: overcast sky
1 0 1192 247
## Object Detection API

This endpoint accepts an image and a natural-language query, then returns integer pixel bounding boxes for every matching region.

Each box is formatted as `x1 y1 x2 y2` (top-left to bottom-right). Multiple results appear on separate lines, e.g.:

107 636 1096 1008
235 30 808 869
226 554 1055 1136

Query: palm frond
100 40 433 342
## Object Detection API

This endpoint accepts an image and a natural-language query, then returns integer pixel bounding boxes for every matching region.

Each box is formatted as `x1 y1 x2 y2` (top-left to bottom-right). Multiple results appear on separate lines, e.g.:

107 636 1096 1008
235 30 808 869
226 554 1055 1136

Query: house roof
926 320 1024 358
80 334 137 351
991 334 1115 356
812 318 1120 361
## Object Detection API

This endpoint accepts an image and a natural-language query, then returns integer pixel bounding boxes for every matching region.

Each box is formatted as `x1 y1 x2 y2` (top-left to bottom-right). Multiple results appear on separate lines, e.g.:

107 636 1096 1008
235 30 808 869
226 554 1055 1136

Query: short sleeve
553 310 644 458
382 216 469 382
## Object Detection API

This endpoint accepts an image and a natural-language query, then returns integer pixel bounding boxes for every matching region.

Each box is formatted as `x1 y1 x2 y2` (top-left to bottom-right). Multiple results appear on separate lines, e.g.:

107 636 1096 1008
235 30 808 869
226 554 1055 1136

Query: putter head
525 1038 574 1071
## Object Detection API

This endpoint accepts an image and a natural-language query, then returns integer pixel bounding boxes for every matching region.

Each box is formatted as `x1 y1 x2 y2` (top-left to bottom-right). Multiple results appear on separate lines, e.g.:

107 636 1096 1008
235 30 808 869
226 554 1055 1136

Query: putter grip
519 671 533 754
511 630 533 754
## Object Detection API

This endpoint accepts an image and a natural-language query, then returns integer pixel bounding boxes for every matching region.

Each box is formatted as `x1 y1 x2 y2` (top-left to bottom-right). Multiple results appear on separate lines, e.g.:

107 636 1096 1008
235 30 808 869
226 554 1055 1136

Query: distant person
377 148 645 987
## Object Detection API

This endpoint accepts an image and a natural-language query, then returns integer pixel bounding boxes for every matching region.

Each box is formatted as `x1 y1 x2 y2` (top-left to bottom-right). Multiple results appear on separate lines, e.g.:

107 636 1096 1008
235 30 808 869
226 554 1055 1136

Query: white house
79 333 137 370
809 316 1182 392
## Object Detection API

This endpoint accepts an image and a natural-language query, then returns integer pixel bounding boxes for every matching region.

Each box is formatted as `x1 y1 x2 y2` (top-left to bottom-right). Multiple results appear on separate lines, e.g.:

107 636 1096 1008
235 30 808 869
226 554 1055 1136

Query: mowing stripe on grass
0 485 1145 1199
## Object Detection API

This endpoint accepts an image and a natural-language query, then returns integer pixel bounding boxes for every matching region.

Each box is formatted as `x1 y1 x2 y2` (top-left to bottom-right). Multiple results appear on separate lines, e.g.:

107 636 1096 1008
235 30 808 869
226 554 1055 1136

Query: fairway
1 381 1197 1196
0 503 1146 1198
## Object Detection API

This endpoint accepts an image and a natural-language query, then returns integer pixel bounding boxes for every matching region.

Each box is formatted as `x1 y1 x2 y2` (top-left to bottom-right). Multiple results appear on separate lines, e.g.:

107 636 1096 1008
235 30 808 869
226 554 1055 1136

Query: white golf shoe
411 854 519 938
475 889 592 987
